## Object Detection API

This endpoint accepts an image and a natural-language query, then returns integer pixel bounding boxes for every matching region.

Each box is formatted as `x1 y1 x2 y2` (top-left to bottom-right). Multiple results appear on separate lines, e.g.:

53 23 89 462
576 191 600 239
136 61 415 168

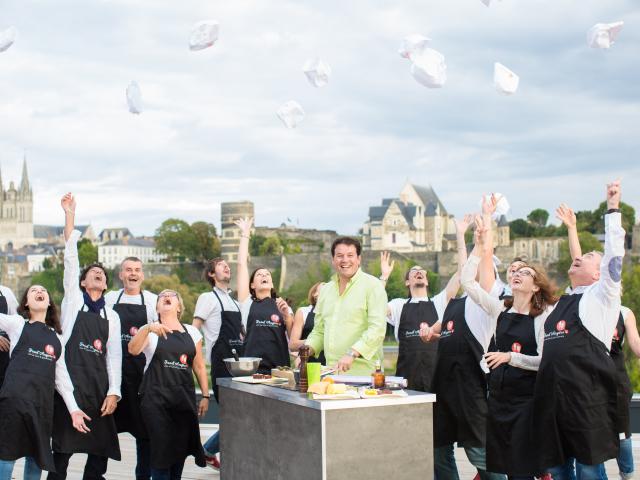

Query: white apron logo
270 314 281 325
544 319 569 342
122 326 140 342
256 318 281 328
79 340 103 355
179 354 188 365
511 342 522 353
130 326 139 336
164 356 189 370
28 346 56 361
404 329 421 338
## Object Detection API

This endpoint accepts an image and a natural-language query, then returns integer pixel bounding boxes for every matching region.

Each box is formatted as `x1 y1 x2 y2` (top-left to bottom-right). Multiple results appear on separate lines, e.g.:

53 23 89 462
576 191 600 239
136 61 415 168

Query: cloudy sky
1 0 638 236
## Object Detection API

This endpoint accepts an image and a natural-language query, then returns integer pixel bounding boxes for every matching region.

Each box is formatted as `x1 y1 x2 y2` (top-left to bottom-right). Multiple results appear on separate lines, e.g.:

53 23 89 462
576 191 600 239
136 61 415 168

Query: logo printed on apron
544 319 569 341
511 342 522 353
27 345 57 361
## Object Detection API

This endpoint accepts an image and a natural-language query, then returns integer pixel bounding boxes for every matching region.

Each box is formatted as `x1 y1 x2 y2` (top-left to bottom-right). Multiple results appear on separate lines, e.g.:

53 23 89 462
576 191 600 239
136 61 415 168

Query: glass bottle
372 360 385 388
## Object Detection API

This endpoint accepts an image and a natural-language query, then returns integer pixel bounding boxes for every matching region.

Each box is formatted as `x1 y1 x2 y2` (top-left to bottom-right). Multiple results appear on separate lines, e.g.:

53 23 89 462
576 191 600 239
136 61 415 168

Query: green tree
42 257 55 270
154 219 194 261
258 236 282 256
592 201 635 247
509 219 533 239
249 235 267 256
190 221 221 261
555 231 603 280
527 209 550 228
78 239 98 267
281 261 333 308
31 267 65 305
622 264 640 391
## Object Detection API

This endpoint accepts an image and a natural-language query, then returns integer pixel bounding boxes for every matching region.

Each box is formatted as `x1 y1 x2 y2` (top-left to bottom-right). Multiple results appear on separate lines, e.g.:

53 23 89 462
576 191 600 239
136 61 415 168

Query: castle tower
0 156 35 249
220 201 255 263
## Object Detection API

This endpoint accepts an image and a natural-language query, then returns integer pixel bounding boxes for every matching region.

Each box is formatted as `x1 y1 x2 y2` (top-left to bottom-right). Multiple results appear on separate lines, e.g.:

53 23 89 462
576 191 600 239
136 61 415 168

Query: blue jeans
547 459 605 480
434 445 506 480
150 459 185 480
617 437 634 477
203 430 220 456
0 457 42 480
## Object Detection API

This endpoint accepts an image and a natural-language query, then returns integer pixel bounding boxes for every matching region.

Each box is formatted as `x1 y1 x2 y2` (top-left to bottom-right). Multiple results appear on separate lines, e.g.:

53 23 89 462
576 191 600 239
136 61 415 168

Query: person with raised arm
383 214 473 391
128 289 208 479
48 193 122 480
0 285 86 480
104 258 158 480
236 218 293 374
533 181 625 479
422 195 506 480
192 257 243 471
462 215 558 479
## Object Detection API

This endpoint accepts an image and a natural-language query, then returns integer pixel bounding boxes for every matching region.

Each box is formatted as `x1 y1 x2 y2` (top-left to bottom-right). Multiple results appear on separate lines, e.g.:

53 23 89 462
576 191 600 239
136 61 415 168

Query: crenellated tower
0 156 35 249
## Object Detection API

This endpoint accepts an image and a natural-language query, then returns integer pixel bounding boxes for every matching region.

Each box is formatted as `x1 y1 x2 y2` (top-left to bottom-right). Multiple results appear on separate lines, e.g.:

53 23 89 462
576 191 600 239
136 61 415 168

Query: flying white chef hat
398 34 430 60
126 81 143 115
587 22 624 49
494 62 519 95
0 26 18 53
479 193 510 221
277 101 305 129
189 20 220 51
302 58 331 88
410 48 447 88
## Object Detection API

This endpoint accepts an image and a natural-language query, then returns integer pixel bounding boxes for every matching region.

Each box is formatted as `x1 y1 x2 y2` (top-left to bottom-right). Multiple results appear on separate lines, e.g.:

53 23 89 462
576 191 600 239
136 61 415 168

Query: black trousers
47 452 108 480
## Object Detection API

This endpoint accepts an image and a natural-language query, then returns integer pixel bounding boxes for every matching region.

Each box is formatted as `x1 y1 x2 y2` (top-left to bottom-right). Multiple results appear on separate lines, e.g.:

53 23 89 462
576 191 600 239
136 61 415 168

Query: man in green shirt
305 237 388 376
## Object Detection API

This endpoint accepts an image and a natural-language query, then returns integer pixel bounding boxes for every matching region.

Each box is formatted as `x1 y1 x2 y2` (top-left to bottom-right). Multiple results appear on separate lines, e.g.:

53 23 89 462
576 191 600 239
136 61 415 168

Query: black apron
486 311 538 475
533 294 618 468
0 291 10 387
113 291 148 438
610 311 632 438
210 289 244 402
243 297 290 374
432 297 487 448
395 299 439 392
52 307 121 460
0 321 62 471
139 327 205 469
301 306 326 365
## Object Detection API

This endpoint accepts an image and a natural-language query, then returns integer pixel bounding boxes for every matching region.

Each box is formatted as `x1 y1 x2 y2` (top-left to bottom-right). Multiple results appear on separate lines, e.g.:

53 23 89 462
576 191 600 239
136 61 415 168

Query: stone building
362 182 510 253
0 158 34 250
220 201 255 263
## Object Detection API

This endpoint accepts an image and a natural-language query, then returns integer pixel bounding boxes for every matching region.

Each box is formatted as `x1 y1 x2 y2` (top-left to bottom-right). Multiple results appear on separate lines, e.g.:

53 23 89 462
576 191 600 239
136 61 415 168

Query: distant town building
0 158 34 250
362 182 510 253
98 228 133 244
33 224 96 246
98 237 166 268
220 201 255 263
255 224 338 253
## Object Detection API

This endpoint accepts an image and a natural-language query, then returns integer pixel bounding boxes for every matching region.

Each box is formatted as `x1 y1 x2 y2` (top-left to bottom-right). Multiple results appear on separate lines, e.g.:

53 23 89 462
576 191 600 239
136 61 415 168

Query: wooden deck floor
9 428 639 478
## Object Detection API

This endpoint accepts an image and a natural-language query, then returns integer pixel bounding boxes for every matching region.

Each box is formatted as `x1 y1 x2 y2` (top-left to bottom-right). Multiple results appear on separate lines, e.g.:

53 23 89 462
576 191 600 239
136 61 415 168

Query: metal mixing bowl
223 357 262 376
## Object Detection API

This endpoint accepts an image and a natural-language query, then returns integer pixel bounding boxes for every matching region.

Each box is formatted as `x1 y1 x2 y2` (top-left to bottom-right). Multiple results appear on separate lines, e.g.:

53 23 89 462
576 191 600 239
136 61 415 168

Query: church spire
20 154 30 193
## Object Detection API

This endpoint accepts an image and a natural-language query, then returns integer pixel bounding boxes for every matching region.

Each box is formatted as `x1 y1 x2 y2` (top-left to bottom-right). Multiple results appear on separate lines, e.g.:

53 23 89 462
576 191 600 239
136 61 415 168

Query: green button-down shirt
305 268 388 376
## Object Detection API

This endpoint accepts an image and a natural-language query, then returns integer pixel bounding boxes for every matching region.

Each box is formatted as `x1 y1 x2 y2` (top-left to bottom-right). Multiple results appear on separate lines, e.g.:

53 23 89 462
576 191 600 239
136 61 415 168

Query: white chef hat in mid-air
277 101 305 129
494 62 519 95
303 58 331 88
189 21 220 51
587 22 624 49
398 34 430 60
0 26 18 53
410 48 447 88
126 81 143 115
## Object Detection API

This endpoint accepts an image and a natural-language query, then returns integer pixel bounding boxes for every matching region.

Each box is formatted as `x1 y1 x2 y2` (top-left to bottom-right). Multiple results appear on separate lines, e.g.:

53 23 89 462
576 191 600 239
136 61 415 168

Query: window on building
392 233 396 244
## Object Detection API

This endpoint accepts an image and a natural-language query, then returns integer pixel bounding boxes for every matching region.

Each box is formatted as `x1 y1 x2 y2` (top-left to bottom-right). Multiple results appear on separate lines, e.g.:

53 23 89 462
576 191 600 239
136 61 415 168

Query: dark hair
204 257 226 287
79 262 109 293
503 263 559 317
120 256 143 267
249 267 277 299
511 257 525 265
404 266 428 297
307 282 323 306
331 237 361 257
17 286 62 334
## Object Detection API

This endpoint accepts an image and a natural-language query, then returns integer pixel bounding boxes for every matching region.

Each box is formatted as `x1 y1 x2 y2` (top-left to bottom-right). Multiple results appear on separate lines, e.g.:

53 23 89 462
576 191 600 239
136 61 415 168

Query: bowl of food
223 357 262 377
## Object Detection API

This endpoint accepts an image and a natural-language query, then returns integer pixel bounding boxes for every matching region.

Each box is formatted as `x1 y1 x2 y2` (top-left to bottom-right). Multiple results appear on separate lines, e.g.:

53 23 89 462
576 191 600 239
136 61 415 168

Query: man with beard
105 258 158 480
192 258 242 471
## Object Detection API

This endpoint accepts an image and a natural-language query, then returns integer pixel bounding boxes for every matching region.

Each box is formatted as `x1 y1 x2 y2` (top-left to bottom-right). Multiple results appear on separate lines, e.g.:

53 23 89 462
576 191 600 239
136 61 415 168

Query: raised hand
455 214 474 234
275 297 291 317
555 204 576 228
481 193 500 216
380 251 395 280
607 179 621 210
60 192 76 214
149 323 173 339
234 217 254 238
474 215 489 246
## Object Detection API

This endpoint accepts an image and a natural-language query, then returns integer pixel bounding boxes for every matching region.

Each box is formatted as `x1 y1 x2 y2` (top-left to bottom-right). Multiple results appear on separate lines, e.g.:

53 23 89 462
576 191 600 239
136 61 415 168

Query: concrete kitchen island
217 378 436 480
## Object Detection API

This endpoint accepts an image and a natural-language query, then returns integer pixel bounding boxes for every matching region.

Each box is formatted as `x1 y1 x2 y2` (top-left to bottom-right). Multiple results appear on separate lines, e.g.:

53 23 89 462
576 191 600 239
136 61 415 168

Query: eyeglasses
158 292 178 298
512 269 535 278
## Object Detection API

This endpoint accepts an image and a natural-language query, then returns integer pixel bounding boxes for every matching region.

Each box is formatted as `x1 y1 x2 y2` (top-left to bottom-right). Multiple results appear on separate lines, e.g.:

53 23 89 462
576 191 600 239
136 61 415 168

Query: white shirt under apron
105 289 158 324
59 230 123 399
0 286 18 314
387 290 448 342
194 287 240 365
461 255 555 371
565 212 625 350
0 313 80 413
141 324 202 372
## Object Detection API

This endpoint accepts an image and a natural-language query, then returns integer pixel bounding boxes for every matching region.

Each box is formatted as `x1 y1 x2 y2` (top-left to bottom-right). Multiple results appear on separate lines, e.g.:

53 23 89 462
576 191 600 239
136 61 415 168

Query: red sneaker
205 454 220 471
